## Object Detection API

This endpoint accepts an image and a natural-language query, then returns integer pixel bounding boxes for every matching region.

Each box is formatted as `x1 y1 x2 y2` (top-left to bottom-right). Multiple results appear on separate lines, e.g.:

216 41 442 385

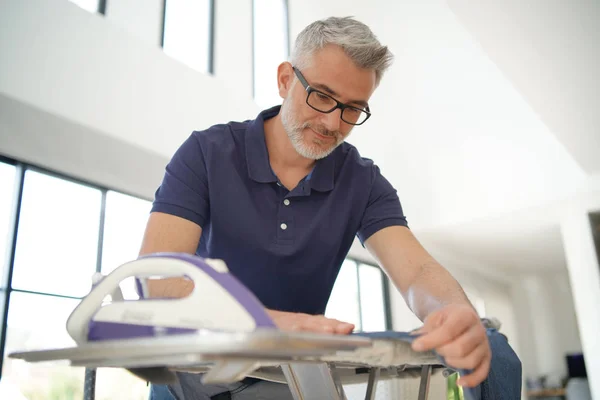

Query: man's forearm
147 277 194 298
404 261 474 322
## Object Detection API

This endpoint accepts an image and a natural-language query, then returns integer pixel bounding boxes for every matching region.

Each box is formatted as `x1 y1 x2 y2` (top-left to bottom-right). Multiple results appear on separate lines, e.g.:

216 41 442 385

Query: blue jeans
149 384 175 400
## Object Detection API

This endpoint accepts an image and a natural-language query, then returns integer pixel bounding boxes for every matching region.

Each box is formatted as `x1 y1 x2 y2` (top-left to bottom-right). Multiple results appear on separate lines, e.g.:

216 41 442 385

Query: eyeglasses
292 66 372 126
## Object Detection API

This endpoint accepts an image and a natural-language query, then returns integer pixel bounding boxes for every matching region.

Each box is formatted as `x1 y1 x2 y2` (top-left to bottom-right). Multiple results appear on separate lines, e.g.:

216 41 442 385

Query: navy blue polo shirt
151 106 408 315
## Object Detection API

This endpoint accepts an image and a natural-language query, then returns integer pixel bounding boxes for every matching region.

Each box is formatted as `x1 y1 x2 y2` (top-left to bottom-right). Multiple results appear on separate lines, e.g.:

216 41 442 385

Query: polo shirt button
280 223 288 230
276 182 282 186
283 199 290 206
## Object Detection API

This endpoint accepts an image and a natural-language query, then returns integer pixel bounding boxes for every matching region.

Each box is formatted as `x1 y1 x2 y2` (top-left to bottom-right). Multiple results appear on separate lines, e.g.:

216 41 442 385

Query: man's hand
410 304 491 387
267 310 355 335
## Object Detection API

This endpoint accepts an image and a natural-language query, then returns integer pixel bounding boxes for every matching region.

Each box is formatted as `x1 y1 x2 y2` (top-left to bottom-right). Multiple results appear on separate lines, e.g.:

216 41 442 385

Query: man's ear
277 62 294 99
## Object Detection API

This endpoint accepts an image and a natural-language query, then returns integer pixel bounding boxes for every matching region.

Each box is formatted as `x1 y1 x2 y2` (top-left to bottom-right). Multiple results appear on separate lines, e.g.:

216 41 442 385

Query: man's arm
138 212 354 334
365 225 491 387
364 225 473 320
139 212 202 298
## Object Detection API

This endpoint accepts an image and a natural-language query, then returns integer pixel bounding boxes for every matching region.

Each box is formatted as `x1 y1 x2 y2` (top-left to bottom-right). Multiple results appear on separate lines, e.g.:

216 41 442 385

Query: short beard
280 100 344 160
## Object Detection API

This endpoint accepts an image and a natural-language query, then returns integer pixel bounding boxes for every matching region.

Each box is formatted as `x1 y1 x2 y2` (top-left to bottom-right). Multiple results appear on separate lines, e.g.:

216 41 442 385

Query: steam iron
66 252 276 383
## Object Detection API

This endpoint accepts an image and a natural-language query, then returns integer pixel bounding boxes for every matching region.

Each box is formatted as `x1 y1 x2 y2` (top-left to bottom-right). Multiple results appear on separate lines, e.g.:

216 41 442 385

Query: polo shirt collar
246 106 335 192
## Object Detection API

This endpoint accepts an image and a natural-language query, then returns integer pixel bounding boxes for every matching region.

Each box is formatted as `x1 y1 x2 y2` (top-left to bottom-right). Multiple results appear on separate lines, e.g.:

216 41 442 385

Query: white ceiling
290 0 598 275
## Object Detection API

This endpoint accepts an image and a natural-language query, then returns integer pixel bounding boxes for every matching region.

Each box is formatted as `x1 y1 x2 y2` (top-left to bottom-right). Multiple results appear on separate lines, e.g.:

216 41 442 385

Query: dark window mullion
0 163 26 377
10 289 83 302
160 0 167 48
381 271 393 331
207 0 216 74
98 0 107 15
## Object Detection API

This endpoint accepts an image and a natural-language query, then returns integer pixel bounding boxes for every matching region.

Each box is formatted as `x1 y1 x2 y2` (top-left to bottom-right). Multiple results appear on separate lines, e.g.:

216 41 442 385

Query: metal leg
364 368 380 400
282 363 345 400
417 365 432 400
84 367 96 400
330 365 348 400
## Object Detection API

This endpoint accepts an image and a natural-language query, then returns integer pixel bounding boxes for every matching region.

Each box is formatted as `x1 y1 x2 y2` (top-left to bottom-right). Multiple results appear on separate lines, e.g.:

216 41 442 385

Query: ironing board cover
352 329 521 400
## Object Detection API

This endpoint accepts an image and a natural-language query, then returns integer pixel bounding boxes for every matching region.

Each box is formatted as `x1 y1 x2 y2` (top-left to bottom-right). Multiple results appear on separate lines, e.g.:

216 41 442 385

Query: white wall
561 192 600 399
510 272 582 380
289 0 586 231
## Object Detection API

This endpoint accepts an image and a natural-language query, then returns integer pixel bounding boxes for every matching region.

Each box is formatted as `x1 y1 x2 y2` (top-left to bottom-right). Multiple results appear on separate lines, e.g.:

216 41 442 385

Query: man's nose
321 108 341 132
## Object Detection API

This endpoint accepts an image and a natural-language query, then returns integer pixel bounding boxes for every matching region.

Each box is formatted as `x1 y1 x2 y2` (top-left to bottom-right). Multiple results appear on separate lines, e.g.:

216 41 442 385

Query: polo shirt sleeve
151 132 209 228
357 165 408 244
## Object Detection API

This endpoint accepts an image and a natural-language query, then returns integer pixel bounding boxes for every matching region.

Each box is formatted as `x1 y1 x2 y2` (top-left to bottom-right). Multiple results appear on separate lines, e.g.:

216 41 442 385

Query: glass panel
68 0 100 13
11 170 101 297
2 292 83 399
163 0 212 73
0 163 16 288
358 264 387 332
325 259 361 331
253 0 288 109
101 191 151 299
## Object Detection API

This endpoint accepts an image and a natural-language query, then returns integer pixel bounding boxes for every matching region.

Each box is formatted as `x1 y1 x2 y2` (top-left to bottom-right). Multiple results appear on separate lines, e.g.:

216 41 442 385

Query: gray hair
290 17 393 86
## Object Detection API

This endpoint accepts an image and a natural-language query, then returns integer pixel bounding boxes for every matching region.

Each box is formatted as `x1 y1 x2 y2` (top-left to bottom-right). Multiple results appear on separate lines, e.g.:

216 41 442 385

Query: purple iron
66 253 276 344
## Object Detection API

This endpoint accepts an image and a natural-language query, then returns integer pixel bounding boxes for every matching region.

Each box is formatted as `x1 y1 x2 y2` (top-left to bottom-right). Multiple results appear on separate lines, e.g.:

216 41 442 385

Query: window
358 263 387 331
326 259 391 332
101 191 151 298
0 161 151 399
253 0 289 109
68 0 103 14
2 292 83 399
162 0 213 74
10 170 101 298
326 259 361 329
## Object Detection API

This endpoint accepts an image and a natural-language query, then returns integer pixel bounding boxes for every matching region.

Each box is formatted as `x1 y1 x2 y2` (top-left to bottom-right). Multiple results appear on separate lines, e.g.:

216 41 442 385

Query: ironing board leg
281 363 346 400
364 368 380 400
330 366 347 400
84 367 96 400
417 365 432 400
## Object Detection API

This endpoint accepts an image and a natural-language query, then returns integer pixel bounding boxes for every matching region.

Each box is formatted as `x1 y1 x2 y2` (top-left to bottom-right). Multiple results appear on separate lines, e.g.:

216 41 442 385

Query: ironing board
10 329 447 400
9 254 520 399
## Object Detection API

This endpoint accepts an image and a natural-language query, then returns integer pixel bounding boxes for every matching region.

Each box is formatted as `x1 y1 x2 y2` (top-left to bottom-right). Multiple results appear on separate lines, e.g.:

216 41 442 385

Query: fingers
444 341 488 370
288 314 354 335
435 324 482 359
409 305 491 387
412 310 473 352
456 349 491 387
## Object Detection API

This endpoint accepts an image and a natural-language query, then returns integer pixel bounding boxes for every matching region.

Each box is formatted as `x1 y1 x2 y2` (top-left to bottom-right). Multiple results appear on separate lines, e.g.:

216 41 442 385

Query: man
143 16 491 400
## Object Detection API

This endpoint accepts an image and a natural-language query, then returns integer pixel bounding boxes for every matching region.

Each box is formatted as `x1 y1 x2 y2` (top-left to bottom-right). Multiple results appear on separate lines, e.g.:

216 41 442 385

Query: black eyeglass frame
292 66 372 126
